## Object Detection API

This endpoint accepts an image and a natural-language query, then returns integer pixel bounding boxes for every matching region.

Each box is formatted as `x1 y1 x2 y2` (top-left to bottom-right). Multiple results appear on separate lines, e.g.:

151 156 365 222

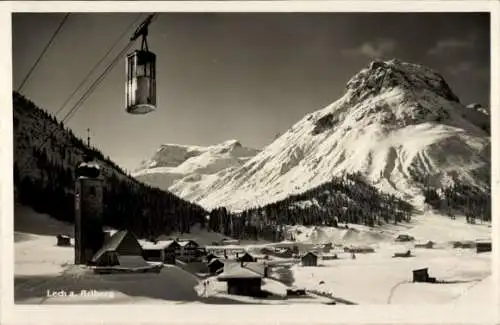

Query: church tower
74 156 104 265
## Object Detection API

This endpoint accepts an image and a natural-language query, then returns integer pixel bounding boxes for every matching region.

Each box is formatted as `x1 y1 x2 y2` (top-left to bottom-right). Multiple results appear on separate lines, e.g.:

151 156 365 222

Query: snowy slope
133 140 259 191
160 59 489 211
285 212 491 246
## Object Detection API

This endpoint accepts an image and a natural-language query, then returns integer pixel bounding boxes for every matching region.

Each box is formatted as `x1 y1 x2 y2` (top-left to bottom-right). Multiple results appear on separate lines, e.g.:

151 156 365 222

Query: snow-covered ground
291 246 490 305
287 212 491 305
194 274 334 305
13 205 326 305
14 203 491 305
14 204 230 304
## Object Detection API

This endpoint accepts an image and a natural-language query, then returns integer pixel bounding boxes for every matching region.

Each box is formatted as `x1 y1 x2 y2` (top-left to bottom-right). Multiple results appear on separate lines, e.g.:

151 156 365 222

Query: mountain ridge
134 59 490 213
133 139 260 191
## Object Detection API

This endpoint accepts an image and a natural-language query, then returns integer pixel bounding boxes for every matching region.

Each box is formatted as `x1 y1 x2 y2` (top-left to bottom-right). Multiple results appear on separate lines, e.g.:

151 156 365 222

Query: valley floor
290 245 491 305
13 204 491 305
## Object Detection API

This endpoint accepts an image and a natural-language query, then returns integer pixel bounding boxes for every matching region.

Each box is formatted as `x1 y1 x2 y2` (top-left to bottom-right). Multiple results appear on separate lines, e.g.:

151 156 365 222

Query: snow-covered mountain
133 140 260 191
135 59 490 212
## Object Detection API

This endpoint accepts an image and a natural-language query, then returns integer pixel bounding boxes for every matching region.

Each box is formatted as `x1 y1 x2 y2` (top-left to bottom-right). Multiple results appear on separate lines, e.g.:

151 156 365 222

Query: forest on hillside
423 183 491 223
207 173 416 242
13 92 207 238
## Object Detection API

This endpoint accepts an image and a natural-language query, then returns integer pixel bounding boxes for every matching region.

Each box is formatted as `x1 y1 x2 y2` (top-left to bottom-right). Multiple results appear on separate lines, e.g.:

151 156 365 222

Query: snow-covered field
291 246 490 305
287 212 491 305
14 203 491 305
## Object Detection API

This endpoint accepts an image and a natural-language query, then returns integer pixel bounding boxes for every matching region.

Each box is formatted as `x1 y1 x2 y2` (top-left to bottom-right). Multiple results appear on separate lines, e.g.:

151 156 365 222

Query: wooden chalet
140 239 180 264
238 252 256 263
414 241 435 249
217 262 265 297
301 252 318 267
178 239 200 262
395 234 415 242
56 234 71 247
412 268 436 283
91 230 144 267
476 240 492 253
207 258 224 275
205 253 218 263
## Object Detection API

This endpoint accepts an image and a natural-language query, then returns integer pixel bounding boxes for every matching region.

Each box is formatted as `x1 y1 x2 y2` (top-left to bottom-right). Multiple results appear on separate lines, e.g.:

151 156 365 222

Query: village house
207 258 224 275
301 252 318 267
414 240 435 249
177 239 200 262
395 234 415 242
140 239 180 264
206 245 245 258
205 253 217 263
412 268 436 283
91 230 144 267
217 262 265 297
56 234 71 247
323 243 333 253
238 252 256 263
476 240 492 253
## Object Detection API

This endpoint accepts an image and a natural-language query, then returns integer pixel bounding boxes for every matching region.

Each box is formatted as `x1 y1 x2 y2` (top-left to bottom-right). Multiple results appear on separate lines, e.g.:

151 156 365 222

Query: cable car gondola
125 14 157 115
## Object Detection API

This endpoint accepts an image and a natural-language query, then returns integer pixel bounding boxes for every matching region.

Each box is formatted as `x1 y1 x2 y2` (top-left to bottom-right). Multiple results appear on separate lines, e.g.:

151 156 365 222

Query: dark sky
12 12 490 171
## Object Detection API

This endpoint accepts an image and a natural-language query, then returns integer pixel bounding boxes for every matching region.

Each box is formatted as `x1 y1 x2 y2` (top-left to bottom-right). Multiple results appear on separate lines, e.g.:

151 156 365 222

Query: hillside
204 172 416 242
145 59 489 212
13 91 208 238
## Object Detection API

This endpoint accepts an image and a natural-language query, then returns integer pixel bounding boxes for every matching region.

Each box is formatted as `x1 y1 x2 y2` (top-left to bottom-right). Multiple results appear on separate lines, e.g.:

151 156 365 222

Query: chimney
264 266 268 278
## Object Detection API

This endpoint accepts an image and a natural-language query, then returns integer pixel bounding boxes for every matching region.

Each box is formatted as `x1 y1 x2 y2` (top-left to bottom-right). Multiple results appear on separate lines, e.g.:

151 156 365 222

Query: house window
89 186 96 196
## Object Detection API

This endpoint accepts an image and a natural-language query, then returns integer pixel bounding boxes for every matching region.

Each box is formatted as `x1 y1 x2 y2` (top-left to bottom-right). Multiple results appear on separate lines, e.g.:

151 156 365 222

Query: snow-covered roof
92 230 137 263
217 262 263 280
78 161 101 169
242 262 266 276
139 240 177 250
178 240 198 247
208 258 224 266
205 244 245 250
302 252 318 258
